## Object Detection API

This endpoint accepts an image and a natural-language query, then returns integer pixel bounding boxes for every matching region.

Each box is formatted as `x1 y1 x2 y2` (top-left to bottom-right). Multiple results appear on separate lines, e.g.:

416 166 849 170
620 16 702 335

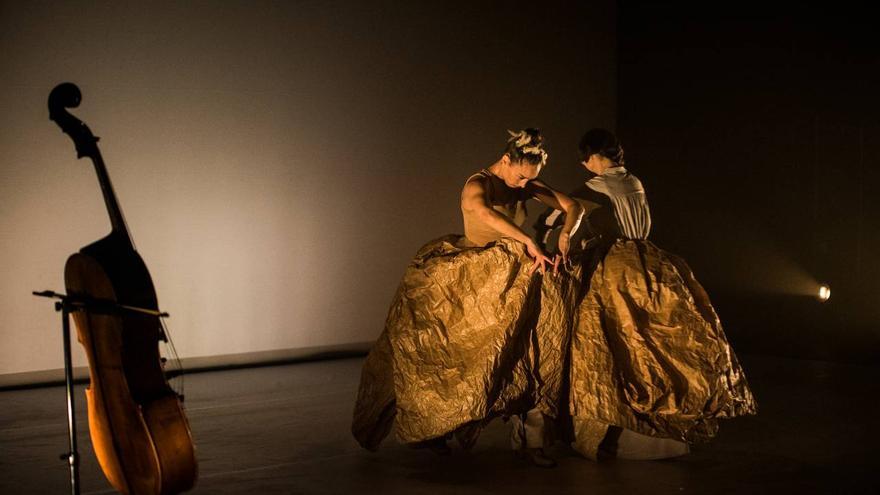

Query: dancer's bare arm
461 177 551 274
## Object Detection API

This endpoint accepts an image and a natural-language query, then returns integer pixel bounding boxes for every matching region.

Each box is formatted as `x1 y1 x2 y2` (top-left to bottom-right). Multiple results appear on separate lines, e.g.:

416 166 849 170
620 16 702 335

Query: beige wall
0 0 616 376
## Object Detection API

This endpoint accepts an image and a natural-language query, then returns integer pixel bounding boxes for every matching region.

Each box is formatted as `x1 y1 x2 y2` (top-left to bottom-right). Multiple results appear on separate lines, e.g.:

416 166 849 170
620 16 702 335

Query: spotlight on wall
817 284 831 302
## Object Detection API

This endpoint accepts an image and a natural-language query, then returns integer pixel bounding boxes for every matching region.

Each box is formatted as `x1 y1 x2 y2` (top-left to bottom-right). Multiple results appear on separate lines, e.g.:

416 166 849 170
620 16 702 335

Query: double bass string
160 318 186 400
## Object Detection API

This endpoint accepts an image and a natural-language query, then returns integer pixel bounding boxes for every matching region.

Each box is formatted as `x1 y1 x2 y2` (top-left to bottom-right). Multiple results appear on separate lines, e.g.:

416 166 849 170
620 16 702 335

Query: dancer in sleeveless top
352 129 583 460
538 129 757 460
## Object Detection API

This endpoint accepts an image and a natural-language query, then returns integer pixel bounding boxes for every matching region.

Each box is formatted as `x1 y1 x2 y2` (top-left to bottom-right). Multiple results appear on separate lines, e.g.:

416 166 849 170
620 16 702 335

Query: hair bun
505 128 548 166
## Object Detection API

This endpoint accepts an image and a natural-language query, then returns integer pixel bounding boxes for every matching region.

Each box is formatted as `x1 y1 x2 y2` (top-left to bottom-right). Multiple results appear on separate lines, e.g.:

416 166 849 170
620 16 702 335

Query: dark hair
504 128 547 166
578 128 624 165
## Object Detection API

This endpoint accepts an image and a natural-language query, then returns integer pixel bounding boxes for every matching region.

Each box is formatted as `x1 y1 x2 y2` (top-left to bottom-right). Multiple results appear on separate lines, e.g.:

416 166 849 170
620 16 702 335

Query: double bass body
50 83 197 494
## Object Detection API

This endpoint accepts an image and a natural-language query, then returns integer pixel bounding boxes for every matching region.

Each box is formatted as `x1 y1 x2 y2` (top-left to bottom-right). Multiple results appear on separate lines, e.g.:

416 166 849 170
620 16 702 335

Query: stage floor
1 354 877 494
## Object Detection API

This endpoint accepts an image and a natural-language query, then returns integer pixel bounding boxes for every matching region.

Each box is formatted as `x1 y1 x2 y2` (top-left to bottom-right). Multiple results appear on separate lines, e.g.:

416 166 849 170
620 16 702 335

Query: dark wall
618 2 880 362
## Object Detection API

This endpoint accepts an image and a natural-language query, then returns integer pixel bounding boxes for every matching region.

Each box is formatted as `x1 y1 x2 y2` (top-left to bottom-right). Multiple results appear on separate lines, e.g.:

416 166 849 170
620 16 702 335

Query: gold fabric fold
563 240 757 458
352 235 555 449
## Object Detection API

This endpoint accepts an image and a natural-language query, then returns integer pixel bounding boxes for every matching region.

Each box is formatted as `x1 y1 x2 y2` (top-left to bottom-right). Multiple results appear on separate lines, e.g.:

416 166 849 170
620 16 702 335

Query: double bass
49 83 197 494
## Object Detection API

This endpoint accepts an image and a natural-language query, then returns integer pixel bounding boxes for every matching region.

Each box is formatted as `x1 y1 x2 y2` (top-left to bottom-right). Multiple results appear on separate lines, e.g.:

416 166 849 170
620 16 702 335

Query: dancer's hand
552 254 562 275
557 232 571 266
525 240 552 275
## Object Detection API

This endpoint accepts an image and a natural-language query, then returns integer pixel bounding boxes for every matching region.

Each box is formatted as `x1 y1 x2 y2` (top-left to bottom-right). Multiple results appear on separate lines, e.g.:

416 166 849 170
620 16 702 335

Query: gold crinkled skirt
351 236 757 455
563 239 757 459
